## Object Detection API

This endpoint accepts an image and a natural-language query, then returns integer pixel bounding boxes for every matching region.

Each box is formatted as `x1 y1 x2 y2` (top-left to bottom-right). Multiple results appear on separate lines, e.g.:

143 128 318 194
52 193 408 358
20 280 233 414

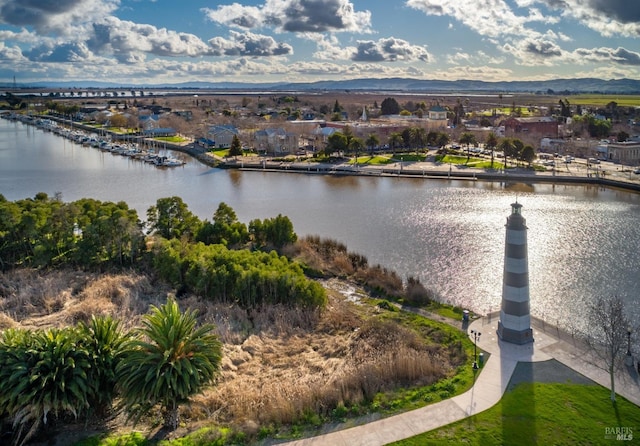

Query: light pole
471 329 481 369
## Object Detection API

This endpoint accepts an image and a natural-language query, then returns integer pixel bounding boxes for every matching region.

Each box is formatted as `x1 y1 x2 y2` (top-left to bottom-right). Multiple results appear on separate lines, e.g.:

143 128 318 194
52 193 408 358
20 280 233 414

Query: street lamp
471 329 481 369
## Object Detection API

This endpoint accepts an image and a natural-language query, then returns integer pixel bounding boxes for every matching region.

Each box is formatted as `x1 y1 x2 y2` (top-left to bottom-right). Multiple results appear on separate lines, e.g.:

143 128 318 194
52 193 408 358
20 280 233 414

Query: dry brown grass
181 280 452 431
0 269 457 441
0 269 167 329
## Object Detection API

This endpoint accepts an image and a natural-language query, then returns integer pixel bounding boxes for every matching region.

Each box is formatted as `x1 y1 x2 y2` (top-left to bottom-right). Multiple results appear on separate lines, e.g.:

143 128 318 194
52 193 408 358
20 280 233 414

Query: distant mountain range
4 77 640 94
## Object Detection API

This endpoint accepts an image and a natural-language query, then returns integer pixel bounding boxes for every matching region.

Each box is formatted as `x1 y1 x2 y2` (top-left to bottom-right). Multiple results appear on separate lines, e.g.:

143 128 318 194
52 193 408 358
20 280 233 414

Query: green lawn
395 153 427 162
351 155 394 165
435 155 504 170
569 95 640 107
211 148 230 158
389 383 640 445
154 136 188 143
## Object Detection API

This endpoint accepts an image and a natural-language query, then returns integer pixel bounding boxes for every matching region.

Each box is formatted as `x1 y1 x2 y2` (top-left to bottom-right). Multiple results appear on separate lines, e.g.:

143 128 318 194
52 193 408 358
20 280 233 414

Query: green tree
436 132 450 148
147 196 201 240
249 214 297 249
326 132 348 155
380 97 400 115
117 299 222 430
521 145 536 166
410 127 427 154
388 132 403 155
365 133 379 155
196 202 249 247
587 117 611 138
512 138 524 166
617 130 629 142
459 132 477 163
499 138 516 169
228 134 243 158
349 137 364 161
426 131 438 147
485 132 499 168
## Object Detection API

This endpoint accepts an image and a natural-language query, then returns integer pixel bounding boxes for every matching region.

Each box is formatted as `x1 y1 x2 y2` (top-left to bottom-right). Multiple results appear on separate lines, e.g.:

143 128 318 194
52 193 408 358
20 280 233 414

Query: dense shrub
0 327 96 445
152 238 327 309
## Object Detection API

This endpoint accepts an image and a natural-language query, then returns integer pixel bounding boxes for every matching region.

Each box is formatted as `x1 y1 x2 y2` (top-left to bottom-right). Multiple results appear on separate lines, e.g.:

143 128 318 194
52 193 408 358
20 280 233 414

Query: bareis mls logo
604 427 633 441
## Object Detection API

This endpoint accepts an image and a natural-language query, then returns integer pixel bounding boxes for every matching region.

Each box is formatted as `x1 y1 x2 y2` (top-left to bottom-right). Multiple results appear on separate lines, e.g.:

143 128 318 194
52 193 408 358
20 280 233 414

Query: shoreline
211 156 640 193
6 113 640 193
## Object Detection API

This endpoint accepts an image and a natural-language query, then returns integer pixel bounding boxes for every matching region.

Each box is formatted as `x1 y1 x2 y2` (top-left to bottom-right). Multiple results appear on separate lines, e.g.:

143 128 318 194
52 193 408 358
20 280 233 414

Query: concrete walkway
278 314 640 445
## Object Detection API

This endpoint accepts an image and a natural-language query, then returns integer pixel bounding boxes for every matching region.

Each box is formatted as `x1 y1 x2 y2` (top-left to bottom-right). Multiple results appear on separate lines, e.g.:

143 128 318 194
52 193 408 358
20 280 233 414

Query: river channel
1 118 639 334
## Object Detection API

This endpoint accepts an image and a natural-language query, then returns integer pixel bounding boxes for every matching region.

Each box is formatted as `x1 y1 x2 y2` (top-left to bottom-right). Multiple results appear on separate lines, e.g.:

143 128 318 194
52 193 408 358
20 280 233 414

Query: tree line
0 193 323 309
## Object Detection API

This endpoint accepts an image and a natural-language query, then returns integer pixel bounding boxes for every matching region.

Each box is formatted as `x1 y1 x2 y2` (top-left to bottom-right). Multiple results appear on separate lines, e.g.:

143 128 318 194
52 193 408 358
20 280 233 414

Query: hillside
8 77 640 94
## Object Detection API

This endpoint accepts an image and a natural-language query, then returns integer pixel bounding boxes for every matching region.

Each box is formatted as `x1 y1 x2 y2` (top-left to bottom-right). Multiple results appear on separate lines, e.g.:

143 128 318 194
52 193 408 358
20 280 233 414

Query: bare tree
587 295 629 402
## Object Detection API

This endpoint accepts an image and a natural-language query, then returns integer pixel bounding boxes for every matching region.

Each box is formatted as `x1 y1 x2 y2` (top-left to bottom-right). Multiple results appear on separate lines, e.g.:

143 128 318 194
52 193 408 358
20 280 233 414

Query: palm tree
349 137 364 164
79 315 128 417
459 132 476 163
436 132 450 149
499 138 515 170
388 132 403 156
365 133 379 156
117 299 222 430
485 132 498 168
410 127 427 155
0 327 94 446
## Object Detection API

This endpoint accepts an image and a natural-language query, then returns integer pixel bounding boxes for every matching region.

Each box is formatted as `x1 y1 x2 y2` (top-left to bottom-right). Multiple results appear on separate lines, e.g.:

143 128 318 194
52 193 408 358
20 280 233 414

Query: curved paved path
277 314 640 446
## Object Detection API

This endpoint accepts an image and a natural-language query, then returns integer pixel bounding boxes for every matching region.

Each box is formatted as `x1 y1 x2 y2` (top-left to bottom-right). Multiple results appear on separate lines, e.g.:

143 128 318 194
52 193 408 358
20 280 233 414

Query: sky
0 0 639 86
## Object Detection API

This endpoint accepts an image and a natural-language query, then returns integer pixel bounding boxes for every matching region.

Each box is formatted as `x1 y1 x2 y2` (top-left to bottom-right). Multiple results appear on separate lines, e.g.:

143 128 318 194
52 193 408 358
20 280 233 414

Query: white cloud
573 47 640 66
0 41 25 61
405 0 544 38
447 50 505 65
203 0 372 33
87 17 212 62
0 0 118 36
208 30 293 56
352 38 431 62
524 0 640 37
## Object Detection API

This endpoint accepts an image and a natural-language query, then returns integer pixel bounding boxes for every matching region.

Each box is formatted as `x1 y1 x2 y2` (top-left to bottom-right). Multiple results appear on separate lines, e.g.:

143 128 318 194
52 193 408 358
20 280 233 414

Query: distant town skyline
0 0 639 85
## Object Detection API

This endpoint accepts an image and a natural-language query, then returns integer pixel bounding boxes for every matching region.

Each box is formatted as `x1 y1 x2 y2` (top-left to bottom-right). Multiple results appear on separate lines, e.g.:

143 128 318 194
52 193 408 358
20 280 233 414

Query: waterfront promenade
278 313 640 445
219 154 640 192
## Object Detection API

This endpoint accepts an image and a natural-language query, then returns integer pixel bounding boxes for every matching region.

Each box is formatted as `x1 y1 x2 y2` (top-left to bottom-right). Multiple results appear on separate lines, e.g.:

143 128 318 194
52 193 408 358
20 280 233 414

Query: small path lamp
626 327 634 367
471 329 481 369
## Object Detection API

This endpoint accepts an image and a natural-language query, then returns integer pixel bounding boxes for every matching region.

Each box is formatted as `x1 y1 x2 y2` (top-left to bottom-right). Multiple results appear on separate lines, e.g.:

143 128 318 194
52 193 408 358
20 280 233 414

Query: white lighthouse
497 201 533 344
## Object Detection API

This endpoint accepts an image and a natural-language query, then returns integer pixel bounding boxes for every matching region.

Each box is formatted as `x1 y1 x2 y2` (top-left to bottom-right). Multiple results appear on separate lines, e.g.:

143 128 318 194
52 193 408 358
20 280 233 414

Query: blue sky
0 0 639 85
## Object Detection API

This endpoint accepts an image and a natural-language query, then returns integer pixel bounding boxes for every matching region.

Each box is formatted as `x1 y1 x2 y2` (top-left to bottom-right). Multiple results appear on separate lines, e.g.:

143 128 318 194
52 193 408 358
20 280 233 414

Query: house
207 125 239 148
196 138 215 149
605 140 640 165
502 116 559 138
428 105 447 121
142 127 176 137
254 128 298 155
139 114 161 131
173 110 193 121
312 125 339 145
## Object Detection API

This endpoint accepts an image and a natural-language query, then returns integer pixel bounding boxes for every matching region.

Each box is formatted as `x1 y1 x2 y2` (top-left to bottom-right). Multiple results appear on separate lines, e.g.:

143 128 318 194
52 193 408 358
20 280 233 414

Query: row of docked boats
2 113 186 168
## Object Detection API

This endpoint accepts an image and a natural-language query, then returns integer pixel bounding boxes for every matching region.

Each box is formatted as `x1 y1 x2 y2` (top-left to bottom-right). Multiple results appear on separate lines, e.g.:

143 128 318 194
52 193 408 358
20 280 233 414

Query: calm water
1 118 639 333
